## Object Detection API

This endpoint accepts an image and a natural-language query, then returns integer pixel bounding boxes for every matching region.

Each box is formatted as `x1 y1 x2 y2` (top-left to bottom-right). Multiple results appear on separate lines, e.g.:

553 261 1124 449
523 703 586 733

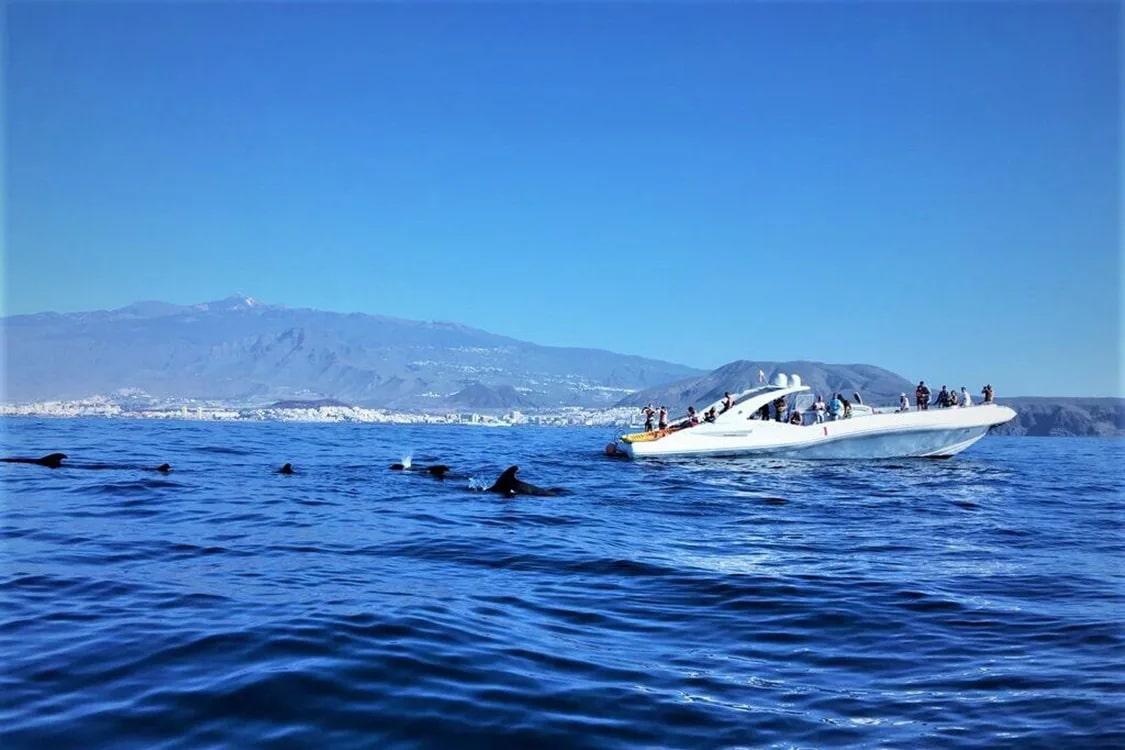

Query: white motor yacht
617 374 1016 459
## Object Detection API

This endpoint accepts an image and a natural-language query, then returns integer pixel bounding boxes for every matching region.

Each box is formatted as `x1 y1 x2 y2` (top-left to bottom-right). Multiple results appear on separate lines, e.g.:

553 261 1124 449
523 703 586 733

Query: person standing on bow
915 381 931 410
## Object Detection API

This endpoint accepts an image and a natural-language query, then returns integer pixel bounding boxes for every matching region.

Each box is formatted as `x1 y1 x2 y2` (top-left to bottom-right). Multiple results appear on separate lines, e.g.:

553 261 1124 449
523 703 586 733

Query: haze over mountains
2 296 701 408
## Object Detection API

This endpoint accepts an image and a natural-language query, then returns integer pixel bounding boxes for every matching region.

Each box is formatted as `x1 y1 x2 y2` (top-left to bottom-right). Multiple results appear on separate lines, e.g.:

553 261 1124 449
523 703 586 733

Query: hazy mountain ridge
2 296 701 408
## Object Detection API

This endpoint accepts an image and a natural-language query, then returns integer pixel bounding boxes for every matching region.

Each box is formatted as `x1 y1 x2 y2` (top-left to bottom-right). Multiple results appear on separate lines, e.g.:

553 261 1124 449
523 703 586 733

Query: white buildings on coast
0 396 642 428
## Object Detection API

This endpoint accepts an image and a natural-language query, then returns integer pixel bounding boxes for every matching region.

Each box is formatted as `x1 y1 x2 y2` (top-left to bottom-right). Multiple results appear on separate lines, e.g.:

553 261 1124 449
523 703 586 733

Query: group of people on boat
639 380 998 434
641 391 740 433
808 393 859 423
641 404 666 432
910 382 994 410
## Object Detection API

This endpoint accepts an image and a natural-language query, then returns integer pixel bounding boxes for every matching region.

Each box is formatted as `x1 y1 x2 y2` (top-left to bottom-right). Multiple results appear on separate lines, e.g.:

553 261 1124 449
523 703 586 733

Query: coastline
0 399 641 428
2 396 1121 436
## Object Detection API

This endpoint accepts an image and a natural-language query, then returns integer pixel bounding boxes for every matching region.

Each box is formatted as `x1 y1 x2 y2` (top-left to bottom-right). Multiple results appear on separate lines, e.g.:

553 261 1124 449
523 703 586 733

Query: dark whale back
278 463 295 475
391 463 450 478
487 465 521 494
1 452 67 468
487 465 565 496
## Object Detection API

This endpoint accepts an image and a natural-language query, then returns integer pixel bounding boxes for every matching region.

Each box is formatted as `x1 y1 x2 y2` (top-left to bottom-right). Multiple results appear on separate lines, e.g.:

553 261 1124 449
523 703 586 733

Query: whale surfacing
486 465 565 497
1 452 67 469
391 463 450 478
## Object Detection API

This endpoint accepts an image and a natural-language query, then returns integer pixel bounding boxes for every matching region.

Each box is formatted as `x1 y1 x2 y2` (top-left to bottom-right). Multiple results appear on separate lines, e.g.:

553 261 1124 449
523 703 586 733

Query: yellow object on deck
621 429 671 443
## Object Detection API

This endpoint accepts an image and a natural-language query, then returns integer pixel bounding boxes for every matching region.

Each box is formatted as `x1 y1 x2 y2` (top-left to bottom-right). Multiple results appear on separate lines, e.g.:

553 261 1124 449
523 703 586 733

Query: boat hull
621 405 1016 460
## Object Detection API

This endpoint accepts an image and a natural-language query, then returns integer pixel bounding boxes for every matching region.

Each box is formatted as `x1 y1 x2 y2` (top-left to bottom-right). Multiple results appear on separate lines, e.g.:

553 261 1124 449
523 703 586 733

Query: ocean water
0 418 1121 749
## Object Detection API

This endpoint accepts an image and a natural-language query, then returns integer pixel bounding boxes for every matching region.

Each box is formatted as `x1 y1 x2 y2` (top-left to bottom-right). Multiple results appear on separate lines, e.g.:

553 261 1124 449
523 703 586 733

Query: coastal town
0 393 643 428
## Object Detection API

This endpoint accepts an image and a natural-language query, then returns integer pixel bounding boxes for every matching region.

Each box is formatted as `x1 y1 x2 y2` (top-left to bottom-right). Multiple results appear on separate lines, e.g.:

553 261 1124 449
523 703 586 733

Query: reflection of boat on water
617 374 1016 460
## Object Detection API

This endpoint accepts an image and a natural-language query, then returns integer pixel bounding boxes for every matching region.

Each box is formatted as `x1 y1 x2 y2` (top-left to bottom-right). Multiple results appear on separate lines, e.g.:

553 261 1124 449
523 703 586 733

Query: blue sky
4 2 1121 396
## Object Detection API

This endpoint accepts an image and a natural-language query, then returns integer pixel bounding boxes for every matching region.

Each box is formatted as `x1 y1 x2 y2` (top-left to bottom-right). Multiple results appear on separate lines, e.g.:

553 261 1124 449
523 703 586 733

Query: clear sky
3 1 1121 396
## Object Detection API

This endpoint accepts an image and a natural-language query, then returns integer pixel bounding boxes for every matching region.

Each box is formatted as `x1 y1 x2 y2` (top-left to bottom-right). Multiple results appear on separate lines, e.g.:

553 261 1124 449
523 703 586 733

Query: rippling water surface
1 418 1122 748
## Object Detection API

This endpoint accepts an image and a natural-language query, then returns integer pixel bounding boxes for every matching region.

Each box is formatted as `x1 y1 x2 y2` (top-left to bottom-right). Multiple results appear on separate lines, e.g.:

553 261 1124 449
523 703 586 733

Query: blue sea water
0 418 1121 749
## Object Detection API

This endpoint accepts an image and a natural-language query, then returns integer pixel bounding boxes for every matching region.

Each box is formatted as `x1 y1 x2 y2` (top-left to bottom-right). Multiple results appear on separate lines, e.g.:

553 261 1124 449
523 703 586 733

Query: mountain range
2 297 1120 436
1 296 701 408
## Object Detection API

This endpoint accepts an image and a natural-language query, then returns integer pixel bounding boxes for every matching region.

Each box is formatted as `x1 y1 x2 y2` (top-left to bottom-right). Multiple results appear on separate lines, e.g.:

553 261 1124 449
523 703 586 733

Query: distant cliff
994 398 1124 437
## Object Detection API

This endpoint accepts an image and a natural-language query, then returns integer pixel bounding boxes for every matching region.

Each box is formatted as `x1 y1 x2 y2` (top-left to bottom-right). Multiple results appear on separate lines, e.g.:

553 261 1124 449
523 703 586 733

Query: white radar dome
773 373 789 387
790 374 802 387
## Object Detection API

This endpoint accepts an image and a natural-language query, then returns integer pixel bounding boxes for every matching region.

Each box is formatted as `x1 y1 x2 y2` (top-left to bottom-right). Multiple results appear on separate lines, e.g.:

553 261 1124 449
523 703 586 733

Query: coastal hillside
1 296 701 408
617 360 915 411
992 398 1125 437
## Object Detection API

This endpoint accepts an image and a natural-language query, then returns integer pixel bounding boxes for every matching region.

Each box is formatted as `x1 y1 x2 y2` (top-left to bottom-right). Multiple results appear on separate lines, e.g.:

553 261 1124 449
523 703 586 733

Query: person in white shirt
899 393 910 412
960 387 972 407
813 395 827 423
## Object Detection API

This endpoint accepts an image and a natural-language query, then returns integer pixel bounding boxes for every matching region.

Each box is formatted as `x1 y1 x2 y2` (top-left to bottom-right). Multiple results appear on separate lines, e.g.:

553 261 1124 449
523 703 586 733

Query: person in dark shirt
720 392 734 413
773 396 787 422
916 381 930 410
